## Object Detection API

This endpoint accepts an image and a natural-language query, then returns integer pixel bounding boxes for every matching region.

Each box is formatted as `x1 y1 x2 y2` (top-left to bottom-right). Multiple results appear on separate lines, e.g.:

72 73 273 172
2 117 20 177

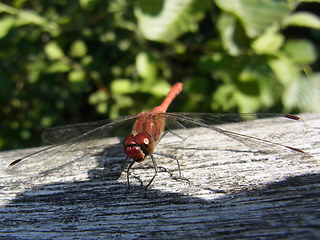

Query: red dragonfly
122 83 184 188
8 82 306 189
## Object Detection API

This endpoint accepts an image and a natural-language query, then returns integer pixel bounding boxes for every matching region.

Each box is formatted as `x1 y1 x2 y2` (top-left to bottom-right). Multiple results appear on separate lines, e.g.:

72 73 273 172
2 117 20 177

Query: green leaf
149 80 172 97
299 0 320 3
211 84 237 111
80 0 98 10
135 0 207 43
89 89 109 105
257 77 276 108
282 39 317 65
251 32 284 54
26 60 47 83
68 69 86 82
0 16 16 38
81 55 93 67
46 61 71 73
45 41 65 60
215 0 290 38
298 0 320 2
0 3 46 26
69 40 87 58
136 52 157 81
0 3 58 34
268 54 299 85
110 79 137 94
234 90 261 113
109 94 134 119
235 79 261 112
283 74 320 112
217 13 241 55
173 43 187 54
283 12 320 29
96 102 108 114
17 9 47 26
0 3 16 14
89 89 109 114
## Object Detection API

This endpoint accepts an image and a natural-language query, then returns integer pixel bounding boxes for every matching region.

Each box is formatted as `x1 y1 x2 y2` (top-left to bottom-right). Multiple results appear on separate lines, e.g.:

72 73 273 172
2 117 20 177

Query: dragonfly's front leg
145 154 159 190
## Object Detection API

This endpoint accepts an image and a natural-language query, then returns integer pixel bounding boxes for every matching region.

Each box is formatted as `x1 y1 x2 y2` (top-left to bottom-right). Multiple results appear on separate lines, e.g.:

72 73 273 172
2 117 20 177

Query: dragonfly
8 82 307 189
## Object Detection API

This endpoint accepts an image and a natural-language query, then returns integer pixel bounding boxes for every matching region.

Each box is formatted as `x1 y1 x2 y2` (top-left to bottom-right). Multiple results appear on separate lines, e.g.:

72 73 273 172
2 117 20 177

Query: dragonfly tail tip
8 158 23 167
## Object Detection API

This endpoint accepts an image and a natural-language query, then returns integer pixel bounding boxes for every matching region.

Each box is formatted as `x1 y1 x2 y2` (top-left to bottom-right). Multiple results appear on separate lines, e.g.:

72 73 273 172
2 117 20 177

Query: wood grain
0 113 319 239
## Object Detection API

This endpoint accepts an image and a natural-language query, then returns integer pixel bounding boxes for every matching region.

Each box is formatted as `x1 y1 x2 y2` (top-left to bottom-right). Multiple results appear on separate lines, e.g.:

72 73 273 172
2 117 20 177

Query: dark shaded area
1 171 319 239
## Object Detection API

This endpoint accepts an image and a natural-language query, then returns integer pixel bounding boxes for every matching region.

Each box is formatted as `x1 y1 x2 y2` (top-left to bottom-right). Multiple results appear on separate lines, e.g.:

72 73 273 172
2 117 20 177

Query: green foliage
0 0 319 150
135 0 207 43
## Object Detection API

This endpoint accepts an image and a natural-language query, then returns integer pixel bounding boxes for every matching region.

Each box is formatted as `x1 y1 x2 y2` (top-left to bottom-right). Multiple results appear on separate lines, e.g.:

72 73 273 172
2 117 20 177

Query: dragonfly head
123 133 154 162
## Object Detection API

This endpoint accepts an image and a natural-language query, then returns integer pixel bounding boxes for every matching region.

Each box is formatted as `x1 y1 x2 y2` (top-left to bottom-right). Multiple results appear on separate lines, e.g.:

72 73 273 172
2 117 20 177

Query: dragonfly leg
164 128 185 141
126 160 135 189
120 156 129 174
153 151 190 186
153 152 182 178
145 154 159 190
170 156 190 186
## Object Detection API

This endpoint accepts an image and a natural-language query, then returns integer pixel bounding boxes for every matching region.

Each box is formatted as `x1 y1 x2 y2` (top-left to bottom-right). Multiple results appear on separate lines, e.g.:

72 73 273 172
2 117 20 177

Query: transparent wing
41 119 113 144
160 113 307 154
7 115 139 176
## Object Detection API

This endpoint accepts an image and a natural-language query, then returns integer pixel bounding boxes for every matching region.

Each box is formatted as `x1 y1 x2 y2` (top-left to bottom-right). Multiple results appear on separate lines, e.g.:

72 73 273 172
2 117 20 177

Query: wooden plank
0 113 319 239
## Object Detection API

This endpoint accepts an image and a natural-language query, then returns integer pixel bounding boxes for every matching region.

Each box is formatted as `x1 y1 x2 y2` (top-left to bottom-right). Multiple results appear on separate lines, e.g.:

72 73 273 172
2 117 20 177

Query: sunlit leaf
46 61 71 73
110 79 138 94
88 89 109 105
282 39 317 65
257 78 276 109
96 102 108 114
215 0 290 37
283 12 320 29
212 84 237 111
268 54 299 86
136 52 157 81
69 40 87 58
45 41 65 61
109 94 135 119
234 90 261 113
298 0 320 2
118 39 131 51
80 0 98 10
68 69 86 82
135 0 207 43
251 32 284 54
217 13 241 55
0 16 15 38
88 89 109 114
149 80 172 97
283 74 320 112
17 9 47 26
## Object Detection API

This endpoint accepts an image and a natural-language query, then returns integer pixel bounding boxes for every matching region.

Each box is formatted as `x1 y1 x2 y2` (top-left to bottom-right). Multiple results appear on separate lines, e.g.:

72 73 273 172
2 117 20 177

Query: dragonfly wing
160 112 307 154
7 115 139 177
42 119 112 144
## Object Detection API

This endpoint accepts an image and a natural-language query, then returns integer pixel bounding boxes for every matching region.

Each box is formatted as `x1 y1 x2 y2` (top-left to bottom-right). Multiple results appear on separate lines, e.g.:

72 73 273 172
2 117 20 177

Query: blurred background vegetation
0 0 319 150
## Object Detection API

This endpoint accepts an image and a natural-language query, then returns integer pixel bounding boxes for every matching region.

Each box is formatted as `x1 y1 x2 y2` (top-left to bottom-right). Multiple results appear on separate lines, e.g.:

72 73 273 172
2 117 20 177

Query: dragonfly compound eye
134 133 154 156
123 134 134 148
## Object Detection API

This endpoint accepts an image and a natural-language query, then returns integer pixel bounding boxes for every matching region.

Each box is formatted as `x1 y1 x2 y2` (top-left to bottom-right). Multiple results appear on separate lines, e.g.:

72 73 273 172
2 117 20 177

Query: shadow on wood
1 173 320 239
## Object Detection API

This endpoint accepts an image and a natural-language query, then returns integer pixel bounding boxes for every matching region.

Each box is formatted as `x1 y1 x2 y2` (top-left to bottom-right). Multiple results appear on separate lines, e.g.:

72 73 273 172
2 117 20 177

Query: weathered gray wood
0 113 319 239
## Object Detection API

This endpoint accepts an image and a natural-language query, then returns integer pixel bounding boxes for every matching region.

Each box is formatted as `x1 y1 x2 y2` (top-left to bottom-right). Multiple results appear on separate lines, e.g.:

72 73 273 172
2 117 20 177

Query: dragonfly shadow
1 173 319 238
87 143 127 181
